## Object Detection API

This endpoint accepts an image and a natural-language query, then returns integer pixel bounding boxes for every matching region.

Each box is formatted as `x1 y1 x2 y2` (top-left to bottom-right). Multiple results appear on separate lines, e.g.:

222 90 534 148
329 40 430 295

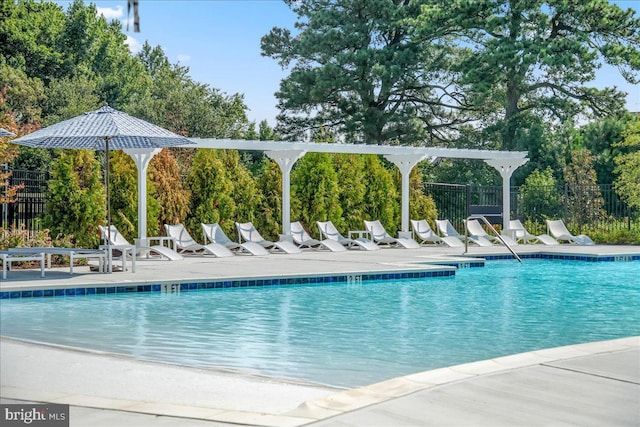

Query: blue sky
57 1 639 125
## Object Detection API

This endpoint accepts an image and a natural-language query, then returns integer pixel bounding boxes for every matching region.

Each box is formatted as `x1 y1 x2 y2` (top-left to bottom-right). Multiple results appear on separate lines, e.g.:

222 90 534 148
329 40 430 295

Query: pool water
1 260 638 387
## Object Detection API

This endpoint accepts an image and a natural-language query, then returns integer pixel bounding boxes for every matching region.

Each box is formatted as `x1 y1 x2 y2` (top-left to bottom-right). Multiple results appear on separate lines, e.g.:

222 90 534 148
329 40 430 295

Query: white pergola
126 139 528 246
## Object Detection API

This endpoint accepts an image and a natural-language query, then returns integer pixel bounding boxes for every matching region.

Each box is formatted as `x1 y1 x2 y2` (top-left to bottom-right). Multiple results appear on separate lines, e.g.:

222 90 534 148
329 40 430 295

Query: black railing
1 168 49 232
425 182 638 234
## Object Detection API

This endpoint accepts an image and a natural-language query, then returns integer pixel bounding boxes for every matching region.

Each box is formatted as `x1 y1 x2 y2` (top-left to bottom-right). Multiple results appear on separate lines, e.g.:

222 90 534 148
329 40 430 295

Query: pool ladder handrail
464 215 522 263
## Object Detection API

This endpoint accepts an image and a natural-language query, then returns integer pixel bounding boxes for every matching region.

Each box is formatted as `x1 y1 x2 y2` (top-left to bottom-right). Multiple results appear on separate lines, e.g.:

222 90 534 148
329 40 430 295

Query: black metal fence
1 168 49 232
424 182 638 234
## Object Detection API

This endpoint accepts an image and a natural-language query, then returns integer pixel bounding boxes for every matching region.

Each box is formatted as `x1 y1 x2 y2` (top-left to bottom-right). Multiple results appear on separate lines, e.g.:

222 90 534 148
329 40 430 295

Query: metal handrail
465 215 522 263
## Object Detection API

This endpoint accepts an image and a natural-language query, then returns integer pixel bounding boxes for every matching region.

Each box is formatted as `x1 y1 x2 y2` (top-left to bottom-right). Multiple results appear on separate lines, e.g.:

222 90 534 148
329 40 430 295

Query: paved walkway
1 337 638 426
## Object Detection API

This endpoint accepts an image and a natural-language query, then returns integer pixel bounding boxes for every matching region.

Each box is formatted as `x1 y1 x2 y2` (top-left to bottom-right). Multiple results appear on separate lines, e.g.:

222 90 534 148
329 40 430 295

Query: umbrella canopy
12 105 193 149
0 128 15 137
12 106 194 272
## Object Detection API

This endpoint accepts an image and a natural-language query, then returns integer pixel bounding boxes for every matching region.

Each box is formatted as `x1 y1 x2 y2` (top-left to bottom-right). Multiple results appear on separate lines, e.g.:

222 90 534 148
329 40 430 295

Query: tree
0 0 67 82
334 153 367 232
261 0 469 144
361 155 399 232
291 152 342 237
255 158 282 240
614 117 640 210
148 148 191 232
563 149 605 232
185 149 235 239
131 42 249 139
433 0 640 150
520 167 561 224
217 149 262 227
575 114 632 184
43 150 105 247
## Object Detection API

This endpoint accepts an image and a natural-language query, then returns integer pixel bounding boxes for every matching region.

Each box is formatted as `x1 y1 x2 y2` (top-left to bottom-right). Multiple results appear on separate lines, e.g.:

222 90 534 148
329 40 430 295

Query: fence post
465 185 471 223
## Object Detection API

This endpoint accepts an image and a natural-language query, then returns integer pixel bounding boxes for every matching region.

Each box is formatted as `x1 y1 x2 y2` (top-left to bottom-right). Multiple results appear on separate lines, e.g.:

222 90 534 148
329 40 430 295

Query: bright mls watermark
1 404 69 427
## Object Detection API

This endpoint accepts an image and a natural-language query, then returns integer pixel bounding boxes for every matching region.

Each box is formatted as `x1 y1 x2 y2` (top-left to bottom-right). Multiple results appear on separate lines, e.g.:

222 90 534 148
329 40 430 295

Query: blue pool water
1 259 638 387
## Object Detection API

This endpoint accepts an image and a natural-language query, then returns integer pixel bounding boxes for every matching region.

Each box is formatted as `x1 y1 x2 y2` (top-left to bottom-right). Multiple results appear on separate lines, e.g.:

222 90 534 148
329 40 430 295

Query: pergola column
266 150 306 236
484 158 529 228
384 154 429 234
124 148 161 247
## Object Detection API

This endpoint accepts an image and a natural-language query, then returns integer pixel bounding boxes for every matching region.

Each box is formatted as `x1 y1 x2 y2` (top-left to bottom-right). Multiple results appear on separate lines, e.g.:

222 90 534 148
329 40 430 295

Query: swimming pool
1 259 638 387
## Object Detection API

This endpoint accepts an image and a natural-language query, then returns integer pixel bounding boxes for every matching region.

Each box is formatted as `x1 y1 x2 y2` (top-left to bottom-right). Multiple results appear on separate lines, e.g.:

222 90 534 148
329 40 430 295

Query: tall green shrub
520 168 562 224
217 149 262 227
291 153 342 238
614 118 640 210
43 150 105 247
564 149 605 232
362 155 399 233
334 153 367 232
186 149 235 239
255 158 282 240
149 148 191 232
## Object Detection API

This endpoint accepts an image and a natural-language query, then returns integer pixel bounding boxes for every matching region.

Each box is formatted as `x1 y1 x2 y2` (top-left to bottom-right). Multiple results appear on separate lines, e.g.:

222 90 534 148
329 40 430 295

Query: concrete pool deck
2 244 639 426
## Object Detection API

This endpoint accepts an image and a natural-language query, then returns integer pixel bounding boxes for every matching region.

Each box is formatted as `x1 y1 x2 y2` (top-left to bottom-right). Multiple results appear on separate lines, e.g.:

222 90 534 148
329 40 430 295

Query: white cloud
96 5 124 20
177 54 191 63
125 35 142 54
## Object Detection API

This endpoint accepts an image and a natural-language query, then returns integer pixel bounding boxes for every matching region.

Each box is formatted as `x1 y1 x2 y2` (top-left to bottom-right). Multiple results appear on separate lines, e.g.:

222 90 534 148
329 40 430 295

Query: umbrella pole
105 137 112 274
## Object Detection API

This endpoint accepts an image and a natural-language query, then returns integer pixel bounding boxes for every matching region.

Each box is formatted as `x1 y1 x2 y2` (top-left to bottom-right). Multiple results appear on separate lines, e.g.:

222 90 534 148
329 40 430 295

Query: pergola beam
123 139 528 245
185 139 527 160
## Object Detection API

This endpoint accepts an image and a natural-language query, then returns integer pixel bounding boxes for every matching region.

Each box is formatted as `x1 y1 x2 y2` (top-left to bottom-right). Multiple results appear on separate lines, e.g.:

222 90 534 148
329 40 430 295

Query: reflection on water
1 260 638 387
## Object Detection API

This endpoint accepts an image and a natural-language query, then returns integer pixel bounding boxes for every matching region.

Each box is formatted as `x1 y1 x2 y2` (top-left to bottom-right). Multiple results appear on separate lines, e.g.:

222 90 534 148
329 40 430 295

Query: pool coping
0 264 457 298
289 336 640 425
2 336 637 426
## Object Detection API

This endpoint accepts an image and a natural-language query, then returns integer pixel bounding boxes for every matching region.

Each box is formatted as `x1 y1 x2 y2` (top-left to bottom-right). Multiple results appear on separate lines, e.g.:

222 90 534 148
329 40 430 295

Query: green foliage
333 154 367 232
563 149 605 232
520 168 562 223
43 150 106 247
437 0 640 150
185 149 235 239
586 226 640 245
262 0 469 144
361 155 399 233
292 153 342 238
576 115 632 184
217 149 262 226
130 42 249 138
42 74 100 124
255 158 283 240
614 117 640 210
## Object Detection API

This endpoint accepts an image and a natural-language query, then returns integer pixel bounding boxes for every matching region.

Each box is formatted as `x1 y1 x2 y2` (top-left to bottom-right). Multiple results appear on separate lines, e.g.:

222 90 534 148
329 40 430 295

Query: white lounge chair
290 221 346 252
508 220 558 245
546 219 595 246
316 221 380 251
235 221 302 254
165 224 235 257
364 220 420 249
436 219 493 247
202 223 269 256
99 225 183 261
466 219 519 247
410 219 464 247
